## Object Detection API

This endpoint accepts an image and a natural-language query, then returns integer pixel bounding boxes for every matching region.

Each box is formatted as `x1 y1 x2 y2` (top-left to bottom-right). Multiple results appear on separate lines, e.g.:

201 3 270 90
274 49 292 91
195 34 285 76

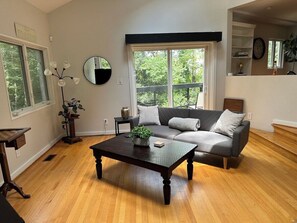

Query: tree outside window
0 40 49 115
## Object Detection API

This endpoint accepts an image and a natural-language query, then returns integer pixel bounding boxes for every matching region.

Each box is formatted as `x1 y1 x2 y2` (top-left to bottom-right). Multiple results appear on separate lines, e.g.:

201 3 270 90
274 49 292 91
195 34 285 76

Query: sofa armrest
130 116 140 129
231 120 250 157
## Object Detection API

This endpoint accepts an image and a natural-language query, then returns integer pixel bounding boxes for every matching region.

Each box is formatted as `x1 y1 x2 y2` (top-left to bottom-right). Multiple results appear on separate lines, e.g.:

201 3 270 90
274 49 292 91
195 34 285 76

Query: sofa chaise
131 107 250 169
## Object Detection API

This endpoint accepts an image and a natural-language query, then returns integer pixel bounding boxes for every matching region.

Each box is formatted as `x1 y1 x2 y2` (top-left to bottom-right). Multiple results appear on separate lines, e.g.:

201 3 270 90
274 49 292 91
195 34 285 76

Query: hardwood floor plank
6 135 297 223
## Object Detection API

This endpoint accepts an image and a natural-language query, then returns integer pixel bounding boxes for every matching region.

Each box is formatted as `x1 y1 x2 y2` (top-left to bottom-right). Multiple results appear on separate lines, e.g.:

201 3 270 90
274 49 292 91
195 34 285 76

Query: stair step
272 124 297 142
250 128 297 163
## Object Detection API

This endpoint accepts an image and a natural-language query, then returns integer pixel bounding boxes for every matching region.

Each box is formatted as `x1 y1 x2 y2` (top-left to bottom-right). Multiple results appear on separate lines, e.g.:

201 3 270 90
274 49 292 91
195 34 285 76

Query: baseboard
8 134 62 181
272 119 297 128
77 129 130 136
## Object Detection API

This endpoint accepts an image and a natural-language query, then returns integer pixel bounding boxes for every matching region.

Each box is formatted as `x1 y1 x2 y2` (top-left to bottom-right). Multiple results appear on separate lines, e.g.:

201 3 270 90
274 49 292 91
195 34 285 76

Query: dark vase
121 107 130 119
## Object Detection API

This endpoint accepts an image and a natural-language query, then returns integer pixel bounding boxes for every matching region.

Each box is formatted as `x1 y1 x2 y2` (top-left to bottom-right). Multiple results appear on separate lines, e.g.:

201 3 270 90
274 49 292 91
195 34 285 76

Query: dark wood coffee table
90 134 197 205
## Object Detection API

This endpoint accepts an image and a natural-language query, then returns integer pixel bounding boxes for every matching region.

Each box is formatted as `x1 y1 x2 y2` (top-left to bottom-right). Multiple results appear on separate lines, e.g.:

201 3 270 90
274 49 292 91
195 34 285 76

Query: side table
0 128 31 199
114 116 134 135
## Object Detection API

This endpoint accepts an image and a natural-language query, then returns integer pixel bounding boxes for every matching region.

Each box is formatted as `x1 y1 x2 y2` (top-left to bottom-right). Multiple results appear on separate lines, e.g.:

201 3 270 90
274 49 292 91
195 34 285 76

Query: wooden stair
250 124 297 163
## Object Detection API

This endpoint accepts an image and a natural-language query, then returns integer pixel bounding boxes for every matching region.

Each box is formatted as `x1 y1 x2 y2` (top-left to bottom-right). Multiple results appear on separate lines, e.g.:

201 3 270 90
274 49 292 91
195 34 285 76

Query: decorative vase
132 136 150 147
121 107 130 119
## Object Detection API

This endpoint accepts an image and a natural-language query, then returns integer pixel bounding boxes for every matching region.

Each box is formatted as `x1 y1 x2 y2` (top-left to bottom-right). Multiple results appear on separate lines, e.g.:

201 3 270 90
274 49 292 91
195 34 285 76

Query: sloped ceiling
25 0 73 13
233 0 297 27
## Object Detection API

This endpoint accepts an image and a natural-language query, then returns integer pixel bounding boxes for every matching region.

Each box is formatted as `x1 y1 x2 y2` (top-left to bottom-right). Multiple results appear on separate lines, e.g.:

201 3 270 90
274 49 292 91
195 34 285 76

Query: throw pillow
168 117 200 131
212 109 245 137
138 105 161 125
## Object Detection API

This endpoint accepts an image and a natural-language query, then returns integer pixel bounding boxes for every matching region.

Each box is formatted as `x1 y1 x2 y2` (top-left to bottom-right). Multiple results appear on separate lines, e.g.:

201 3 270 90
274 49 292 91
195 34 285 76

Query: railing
137 83 203 107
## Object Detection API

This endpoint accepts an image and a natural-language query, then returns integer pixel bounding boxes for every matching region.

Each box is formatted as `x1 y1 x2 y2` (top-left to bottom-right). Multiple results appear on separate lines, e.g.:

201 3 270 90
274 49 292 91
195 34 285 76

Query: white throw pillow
212 109 245 137
138 105 161 125
168 117 200 131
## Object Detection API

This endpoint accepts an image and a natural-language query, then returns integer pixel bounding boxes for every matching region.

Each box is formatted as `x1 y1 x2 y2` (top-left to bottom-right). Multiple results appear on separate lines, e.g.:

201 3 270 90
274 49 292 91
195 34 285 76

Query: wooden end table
90 135 197 205
0 128 31 199
114 116 134 135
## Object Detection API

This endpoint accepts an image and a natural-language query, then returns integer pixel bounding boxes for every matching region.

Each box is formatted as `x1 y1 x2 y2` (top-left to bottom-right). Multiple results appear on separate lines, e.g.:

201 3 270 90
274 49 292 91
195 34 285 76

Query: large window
267 39 284 69
0 37 49 116
132 47 205 109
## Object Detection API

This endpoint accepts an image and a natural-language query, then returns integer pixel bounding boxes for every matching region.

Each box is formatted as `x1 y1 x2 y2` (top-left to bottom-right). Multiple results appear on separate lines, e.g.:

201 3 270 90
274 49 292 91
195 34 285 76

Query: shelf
230 21 255 76
232 56 251 59
232 46 252 49
232 34 253 38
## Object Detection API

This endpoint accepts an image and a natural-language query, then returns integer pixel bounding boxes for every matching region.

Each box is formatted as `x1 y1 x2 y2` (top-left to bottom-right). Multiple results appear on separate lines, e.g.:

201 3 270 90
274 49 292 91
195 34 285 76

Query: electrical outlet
104 119 108 125
247 112 252 120
16 150 21 158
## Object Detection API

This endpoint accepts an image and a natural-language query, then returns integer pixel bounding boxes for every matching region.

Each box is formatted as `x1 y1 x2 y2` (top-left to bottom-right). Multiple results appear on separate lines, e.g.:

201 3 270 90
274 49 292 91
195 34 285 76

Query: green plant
129 126 152 139
283 33 297 74
58 98 85 118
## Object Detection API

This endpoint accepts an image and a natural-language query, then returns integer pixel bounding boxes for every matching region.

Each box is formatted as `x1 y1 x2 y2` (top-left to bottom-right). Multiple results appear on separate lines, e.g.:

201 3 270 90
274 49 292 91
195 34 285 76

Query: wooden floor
6 135 297 223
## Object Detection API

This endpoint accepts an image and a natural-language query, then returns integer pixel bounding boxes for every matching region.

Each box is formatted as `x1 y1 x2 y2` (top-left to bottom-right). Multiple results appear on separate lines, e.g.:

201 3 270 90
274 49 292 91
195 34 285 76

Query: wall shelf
231 22 256 75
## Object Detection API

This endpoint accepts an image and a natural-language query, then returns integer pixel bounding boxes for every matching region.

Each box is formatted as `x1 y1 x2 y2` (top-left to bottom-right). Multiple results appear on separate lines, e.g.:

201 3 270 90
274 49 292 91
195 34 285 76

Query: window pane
0 42 31 111
267 41 273 68
172 49 204 108
267 40 283 69
27 48 49 104
134 50 168 106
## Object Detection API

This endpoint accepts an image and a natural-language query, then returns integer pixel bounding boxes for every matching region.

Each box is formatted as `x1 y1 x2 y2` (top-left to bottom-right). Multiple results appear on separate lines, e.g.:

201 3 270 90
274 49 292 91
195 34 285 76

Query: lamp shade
73 77 80 85
44 69 52 76
57 79 66 87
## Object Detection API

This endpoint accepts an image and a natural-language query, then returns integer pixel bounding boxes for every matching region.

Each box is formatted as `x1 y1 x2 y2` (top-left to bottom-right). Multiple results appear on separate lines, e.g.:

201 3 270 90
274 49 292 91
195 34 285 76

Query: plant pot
132 136 150 147
287 71 296 75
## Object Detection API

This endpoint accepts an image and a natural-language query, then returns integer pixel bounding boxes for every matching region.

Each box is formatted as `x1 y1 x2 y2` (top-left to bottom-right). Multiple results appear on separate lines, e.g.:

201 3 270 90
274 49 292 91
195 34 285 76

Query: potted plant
58 98 85 119
58 98 85 142
129 125 152 147
283 33 297 75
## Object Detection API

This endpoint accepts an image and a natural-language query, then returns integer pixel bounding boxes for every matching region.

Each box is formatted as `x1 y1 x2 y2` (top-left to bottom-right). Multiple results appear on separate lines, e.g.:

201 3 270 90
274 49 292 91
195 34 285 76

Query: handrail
136 83 203 107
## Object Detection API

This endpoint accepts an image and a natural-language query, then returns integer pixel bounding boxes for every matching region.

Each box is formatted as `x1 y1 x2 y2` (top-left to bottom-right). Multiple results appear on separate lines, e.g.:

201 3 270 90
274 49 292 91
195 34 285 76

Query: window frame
127 41 217 115
267 39 284 69
0 34 52 119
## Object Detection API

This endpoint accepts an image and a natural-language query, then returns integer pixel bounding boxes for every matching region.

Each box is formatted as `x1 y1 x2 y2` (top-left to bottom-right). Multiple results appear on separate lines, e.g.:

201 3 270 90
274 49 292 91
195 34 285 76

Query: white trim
77 129 127 136
127 46 138 116
272 119 297 128
0 134 61 185
127 41 217 111
0 33 53 119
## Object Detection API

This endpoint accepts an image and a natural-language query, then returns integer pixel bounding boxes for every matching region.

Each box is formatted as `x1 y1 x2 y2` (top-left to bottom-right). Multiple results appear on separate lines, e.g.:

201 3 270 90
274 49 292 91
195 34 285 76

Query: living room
0 0 296 222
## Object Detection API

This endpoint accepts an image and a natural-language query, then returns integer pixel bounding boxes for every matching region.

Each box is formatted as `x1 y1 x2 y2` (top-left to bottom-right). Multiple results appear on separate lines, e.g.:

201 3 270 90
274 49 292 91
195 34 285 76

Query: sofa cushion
138 105 161 125
145 125 182 140
174 131 233 157
189 109 222 131
212 109 245 137
158 107 190 125
168 117 200 131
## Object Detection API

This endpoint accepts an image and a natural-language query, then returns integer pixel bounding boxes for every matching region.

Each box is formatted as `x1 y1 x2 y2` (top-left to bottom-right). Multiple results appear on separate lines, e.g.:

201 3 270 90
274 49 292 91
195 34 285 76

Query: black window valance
125 32 222 44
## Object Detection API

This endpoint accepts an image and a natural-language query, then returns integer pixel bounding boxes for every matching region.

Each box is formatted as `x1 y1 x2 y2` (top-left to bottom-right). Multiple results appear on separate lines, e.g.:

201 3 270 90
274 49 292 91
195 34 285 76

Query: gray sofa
131 107 250 169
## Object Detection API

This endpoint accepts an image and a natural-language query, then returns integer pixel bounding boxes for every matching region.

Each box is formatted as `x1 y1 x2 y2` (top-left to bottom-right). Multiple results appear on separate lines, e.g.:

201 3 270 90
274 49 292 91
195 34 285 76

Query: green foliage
58 98 85 118
0 41 49 112
129 126 152 139
283 33 297 62
0 42 30 111
134 48 204 107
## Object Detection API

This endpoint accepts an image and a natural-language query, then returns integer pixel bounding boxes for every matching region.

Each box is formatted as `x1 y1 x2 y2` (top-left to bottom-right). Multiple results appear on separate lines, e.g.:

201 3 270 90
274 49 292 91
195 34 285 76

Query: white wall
48 0 231 135
252 23 290 75
225 76 297 131
0 0 61 182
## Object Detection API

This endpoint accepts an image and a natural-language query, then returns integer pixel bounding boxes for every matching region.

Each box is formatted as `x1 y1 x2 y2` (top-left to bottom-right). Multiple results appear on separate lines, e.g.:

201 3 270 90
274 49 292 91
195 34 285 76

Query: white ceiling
25 0 73 13
232 0 297 27
26 0 297 27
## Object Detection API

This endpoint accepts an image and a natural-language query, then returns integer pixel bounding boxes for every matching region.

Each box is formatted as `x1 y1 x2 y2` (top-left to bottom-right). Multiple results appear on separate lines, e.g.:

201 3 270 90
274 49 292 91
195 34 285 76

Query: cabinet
231 22 255 75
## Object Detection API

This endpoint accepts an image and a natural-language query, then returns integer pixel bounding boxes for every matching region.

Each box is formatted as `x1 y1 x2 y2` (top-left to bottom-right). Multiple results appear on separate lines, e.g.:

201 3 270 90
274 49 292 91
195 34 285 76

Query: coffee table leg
187 151 195 180
95 155 102 179
161 173 171 205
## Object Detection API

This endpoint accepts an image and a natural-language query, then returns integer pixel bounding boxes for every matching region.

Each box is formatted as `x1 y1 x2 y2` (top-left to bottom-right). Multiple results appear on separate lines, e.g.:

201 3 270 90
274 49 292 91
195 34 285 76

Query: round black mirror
83 56 112 85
